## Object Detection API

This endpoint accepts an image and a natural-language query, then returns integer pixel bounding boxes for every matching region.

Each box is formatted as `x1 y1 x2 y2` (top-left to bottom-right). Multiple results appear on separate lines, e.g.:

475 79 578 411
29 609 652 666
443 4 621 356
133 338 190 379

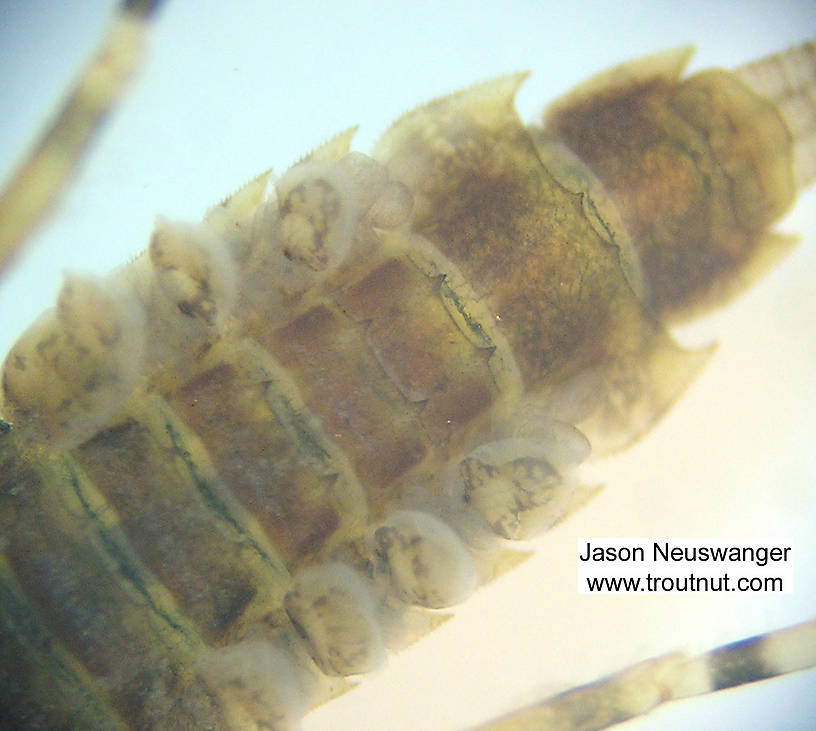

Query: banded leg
474 619 816 730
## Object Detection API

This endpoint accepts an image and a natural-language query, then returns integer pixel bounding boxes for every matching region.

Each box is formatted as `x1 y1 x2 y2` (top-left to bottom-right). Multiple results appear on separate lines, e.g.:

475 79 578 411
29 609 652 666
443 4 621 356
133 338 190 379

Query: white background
1 1 815 729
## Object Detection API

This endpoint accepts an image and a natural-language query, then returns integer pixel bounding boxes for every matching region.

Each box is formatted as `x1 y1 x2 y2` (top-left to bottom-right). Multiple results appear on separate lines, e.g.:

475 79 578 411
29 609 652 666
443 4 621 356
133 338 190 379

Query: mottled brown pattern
270 304 428 499
339 257 496 447
173 363 342 564
548 69 795 322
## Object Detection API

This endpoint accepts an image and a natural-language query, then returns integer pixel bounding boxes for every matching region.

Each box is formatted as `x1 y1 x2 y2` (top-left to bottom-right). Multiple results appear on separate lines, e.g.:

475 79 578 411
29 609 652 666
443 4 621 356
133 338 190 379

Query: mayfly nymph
1 16 815 728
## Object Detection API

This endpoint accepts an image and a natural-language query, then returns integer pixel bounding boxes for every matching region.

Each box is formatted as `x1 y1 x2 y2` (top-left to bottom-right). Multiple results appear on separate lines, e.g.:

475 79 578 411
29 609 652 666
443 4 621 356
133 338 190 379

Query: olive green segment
0 559 124 731
73 394 288 644
0 430 223 728
337 254 500 453
545 67 795 323
265 299 429 515
374 75 710 450
171 340 368 565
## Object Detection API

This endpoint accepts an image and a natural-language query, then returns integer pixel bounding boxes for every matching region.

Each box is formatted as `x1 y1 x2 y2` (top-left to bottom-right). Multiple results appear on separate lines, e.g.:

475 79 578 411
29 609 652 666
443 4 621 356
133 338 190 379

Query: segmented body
1 4 816 728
